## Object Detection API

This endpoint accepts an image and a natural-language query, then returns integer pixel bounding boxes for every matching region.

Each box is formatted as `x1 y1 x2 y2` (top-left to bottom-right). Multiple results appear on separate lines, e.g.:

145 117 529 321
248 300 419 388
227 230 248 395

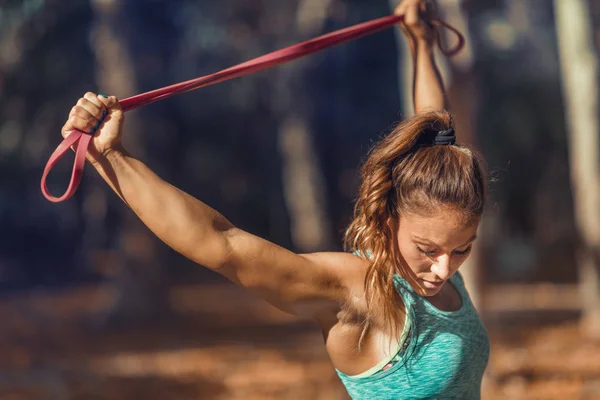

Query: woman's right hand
61 92 124 164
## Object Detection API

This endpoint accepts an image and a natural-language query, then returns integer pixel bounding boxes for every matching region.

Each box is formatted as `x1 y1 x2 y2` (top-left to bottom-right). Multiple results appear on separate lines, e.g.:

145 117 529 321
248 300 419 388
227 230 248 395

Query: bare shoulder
301 252 369 295
301 251 368 273
300 251 370 324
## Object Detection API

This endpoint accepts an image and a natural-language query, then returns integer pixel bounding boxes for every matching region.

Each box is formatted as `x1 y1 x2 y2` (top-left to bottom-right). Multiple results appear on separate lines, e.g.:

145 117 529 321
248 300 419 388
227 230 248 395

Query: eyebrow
412 234 478 249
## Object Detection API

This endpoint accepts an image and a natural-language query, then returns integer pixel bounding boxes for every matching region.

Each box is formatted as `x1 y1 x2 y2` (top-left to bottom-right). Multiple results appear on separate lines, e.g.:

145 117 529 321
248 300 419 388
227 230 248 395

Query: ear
386 217 400 246
386 216 398 232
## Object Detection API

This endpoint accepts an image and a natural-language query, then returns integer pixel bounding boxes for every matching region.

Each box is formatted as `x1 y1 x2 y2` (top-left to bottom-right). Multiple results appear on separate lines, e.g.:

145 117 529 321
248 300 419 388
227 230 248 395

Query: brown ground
0 283 598 400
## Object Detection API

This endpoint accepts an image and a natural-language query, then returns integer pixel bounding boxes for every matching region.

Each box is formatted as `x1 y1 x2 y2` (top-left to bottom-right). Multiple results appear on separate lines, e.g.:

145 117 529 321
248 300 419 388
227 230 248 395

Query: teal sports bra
336 272 490 399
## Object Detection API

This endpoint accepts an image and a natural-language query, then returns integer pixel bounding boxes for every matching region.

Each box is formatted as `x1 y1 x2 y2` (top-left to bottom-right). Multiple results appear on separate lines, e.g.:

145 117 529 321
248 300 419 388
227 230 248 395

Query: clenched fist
61 92 124 163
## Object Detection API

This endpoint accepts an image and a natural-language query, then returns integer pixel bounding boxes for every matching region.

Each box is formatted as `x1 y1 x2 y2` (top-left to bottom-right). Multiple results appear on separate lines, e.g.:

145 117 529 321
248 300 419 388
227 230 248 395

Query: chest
403 310 490 394
336 308 490 399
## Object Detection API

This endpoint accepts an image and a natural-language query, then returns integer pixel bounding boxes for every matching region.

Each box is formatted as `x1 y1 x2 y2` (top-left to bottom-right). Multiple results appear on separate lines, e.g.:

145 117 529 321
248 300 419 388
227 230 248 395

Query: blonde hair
344 110 487 339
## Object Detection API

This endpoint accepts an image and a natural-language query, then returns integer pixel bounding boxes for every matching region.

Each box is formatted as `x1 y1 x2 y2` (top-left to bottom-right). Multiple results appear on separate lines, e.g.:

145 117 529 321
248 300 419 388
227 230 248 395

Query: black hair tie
434 128 456 145
415 128 456 147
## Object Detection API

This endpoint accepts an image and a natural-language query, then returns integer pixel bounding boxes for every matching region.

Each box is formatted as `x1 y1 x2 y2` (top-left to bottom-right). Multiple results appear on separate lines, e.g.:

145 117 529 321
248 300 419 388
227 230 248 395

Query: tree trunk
274 0 334 253
554 0 600 339
89 0 172 325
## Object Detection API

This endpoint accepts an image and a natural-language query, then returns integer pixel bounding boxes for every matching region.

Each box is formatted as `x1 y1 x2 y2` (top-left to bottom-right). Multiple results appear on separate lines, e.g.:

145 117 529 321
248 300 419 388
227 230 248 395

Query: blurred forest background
1 0 600 398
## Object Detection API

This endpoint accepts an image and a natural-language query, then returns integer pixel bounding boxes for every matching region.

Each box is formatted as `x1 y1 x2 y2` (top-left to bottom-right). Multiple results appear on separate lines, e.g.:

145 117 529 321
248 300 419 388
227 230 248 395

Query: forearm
412 41 448 113
91 146 234 270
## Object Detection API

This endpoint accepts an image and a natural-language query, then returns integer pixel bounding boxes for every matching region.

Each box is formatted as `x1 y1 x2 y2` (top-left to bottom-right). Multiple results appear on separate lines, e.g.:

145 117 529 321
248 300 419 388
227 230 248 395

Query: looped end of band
41 130 91 203
430 19 466 57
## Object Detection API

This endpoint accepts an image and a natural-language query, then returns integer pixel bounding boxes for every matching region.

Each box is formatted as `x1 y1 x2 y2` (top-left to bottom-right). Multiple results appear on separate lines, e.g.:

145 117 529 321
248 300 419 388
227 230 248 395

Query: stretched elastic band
41 14 464 202
41 130 92 203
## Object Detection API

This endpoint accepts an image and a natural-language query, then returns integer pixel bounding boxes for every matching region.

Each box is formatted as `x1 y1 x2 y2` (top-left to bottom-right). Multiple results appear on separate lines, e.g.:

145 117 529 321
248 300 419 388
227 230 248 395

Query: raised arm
395 0 448 113
62 92 367 321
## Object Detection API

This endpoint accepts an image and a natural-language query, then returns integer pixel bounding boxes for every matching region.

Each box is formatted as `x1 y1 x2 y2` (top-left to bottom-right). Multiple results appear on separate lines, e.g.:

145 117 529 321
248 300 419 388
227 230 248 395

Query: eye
453 246 472 256
417 246 436 257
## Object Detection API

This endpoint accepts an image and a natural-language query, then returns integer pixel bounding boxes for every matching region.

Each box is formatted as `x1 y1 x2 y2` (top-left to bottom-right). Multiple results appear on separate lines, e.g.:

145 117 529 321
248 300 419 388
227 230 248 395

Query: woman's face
394 207 479 297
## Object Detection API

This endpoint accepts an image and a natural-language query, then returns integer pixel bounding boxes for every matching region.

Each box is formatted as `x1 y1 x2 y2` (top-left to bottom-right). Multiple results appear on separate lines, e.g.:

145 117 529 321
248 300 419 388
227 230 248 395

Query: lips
421 279 444 289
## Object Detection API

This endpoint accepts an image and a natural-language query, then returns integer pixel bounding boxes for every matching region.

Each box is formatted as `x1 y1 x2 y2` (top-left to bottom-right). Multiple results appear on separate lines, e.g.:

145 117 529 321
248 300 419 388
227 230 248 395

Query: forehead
398 208 479 246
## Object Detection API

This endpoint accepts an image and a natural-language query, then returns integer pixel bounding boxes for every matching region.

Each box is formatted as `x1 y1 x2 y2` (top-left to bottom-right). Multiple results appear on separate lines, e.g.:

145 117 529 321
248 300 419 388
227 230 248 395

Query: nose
431 254 452 280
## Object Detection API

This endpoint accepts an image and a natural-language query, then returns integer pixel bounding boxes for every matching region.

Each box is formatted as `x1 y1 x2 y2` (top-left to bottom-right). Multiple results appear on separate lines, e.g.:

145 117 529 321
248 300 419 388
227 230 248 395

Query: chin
420 288 442 297
419 280 445 296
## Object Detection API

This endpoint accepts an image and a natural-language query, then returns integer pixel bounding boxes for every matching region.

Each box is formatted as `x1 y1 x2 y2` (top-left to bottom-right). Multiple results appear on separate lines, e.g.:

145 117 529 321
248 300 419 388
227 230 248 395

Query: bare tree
89 0 172 323
554 0 600 339
274 0 335 253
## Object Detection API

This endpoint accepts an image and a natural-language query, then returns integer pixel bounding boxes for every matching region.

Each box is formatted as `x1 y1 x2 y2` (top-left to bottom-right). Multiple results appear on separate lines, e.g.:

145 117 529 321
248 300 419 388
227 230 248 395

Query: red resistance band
41 14 464 203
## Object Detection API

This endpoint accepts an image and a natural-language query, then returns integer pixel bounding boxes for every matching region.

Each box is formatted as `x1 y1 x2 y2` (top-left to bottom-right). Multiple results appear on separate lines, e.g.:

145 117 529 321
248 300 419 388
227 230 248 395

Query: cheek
406 258 432 274
397 241 431 273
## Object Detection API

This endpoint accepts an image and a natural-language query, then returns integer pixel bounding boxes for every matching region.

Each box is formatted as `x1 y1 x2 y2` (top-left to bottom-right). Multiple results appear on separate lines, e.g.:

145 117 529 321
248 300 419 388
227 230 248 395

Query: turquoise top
336 272 490 399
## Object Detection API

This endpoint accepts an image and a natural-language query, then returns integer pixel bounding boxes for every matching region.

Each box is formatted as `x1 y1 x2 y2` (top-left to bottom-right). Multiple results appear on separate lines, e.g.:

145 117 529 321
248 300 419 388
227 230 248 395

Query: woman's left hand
394 0 436 47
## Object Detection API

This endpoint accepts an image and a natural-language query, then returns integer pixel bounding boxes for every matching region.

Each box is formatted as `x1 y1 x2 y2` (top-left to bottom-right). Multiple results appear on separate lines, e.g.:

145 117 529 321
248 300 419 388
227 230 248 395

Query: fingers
396 0 421 27
394 0 420 17
62 92 119 138
68 104 101 133
404 2 420 27
62 114 95 137
395 0 436 47
83 92 106 112
76 92 107 120
96 94 122 113
394 4 403 16
395 0 433 23
394 1 405 17
395 1 417 47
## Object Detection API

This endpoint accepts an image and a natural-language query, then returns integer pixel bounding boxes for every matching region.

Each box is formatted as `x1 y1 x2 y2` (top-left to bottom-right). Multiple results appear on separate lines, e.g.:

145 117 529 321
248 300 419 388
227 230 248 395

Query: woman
62 0 489 397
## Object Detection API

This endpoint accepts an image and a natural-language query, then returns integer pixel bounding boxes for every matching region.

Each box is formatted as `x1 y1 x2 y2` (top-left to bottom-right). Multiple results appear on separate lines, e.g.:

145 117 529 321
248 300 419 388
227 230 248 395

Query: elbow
183 217 236 273
208 225 238 272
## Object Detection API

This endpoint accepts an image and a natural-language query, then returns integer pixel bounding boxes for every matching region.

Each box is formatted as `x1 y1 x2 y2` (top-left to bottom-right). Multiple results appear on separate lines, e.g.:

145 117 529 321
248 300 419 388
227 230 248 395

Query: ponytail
345 109 485 342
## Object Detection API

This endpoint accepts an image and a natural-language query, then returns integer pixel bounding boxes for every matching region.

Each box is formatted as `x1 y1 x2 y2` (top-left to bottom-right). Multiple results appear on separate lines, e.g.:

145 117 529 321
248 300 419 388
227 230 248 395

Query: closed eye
417 246 436 257
454 246 472 256
417 246 472 257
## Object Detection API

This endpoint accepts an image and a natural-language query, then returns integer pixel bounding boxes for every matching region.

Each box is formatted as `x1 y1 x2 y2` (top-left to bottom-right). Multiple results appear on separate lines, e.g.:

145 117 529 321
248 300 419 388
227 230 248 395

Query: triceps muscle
216 228 358 319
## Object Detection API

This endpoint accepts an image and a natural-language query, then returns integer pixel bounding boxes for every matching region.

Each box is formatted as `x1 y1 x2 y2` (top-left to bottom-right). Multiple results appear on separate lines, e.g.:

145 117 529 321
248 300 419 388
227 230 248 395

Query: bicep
216 228 363 319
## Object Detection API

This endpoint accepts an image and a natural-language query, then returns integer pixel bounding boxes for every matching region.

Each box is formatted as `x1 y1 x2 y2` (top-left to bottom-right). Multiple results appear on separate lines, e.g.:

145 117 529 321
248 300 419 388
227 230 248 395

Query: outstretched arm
395 0 448 113
63 92 365 321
